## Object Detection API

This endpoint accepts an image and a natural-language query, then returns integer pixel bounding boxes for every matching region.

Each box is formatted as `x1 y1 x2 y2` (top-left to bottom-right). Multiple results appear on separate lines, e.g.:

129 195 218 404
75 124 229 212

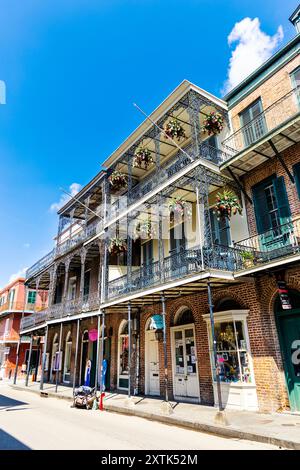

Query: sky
0 0 297 287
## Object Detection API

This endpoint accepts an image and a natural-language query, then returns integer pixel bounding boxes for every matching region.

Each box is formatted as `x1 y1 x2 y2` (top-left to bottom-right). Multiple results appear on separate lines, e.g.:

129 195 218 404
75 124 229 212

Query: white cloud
223 17 284 94
8 267 28 283
50 182 82 212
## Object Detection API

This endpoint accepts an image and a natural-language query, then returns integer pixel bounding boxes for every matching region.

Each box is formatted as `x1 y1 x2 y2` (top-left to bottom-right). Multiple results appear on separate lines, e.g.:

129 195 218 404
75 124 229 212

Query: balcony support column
158 193 165 283
40 325 49 391
127 215 133 291
25 333 33 387
48 265 58 307
73 318 80 393
79 248 87 301
207 281 223 412
103 230 109 301
83 196 90 236
55 322 63 393
94 313 101 391
187 92 201 158
62 258 71 304
155 133 161 174
34 277 40 313
160 293 171 412
127 301 132 399
99 309 106 393
14 285 28 385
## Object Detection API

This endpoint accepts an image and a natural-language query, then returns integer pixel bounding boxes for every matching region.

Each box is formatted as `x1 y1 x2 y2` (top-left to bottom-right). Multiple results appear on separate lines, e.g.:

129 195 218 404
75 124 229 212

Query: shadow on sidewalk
0 429 30 450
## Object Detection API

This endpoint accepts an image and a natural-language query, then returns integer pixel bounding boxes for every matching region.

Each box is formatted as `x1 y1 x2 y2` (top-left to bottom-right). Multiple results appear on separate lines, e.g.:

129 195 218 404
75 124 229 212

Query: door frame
170 323 200 403
275 302 300 412
145 326 160 396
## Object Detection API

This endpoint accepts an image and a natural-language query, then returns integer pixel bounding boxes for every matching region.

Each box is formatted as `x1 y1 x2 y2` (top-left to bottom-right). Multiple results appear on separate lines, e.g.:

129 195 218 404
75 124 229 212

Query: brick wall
229 55 300 133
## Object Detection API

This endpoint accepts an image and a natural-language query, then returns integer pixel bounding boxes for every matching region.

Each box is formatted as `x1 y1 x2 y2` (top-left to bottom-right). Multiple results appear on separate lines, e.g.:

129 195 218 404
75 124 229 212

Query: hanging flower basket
108 170 128 192
164 118 186 141
134 219 156 240
213 189 242 220
169 197 192 220
133 147 153 170
108 237 127 255
202 111 224 136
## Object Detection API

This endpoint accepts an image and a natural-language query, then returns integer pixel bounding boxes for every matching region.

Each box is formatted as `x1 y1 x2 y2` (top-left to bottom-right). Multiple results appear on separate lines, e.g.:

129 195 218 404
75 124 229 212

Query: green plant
108 171 127 192
108 237 127 255
202 111 224 136
169 197 192 219
213 189 242 220
133 147 153 170
240 251 255 261
164 118 186 141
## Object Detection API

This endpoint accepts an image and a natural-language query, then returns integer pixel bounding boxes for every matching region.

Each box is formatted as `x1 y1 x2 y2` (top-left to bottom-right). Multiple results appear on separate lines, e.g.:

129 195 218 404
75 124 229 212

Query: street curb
10 384 299 450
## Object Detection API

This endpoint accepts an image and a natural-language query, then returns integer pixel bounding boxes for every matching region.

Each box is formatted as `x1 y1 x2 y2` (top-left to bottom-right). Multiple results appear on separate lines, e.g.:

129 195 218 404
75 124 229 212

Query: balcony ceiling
221 116 300 177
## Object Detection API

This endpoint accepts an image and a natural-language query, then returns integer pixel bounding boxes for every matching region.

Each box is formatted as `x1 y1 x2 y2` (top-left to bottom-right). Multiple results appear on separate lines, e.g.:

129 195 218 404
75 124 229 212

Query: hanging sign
149 314 164 330
277 280 292 310
89 329 98 342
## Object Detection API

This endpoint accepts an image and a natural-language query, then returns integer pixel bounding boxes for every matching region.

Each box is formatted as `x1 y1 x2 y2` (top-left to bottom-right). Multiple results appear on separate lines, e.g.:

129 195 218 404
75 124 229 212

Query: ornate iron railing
26 249 55 279
234 217 300 270
109 140 230 219
222 87 300 154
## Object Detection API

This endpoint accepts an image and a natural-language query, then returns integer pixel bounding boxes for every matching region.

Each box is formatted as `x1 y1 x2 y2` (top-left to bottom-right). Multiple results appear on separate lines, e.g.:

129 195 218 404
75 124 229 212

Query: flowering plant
169 197 192 219
213 189 242 220
133 147 153 170
108 237 127 255
108 171 127 192
202 111 224 136
164 118 186 141
134 219 156 240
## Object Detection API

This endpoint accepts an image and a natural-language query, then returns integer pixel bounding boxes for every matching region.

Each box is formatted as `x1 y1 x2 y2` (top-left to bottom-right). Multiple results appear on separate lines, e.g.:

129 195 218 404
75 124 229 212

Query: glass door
173 326 199 400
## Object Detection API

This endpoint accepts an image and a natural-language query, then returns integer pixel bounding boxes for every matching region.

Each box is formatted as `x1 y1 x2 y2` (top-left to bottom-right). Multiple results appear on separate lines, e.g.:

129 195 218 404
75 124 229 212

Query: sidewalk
9 380 300 450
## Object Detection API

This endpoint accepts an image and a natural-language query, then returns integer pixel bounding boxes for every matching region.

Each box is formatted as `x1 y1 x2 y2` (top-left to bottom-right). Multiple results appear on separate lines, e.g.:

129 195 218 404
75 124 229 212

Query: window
68 277 77 300
27 291 36 304
240 99 266 147
209 208 231 246
83 271 90 299
204 311 254 385
8 289 15 308
63 332 72 383
252 175 291 235
291 66 300 89
293 162 300 199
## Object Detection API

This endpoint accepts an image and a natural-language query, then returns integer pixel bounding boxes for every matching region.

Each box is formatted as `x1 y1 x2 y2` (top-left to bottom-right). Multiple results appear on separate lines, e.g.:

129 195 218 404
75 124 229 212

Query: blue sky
0 0 297 287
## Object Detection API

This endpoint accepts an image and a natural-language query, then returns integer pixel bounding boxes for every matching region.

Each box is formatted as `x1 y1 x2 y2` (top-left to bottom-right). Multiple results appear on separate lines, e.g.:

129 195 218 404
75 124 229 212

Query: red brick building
18 8 300 413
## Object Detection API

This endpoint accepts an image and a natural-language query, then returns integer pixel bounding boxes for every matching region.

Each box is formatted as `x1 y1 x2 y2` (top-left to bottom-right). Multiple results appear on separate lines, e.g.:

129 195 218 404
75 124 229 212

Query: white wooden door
172 325 200 401
146 331 160 395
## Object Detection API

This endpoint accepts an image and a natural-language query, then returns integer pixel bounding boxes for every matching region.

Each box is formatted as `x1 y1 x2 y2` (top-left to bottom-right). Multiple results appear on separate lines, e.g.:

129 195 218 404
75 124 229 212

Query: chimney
289 4 300 33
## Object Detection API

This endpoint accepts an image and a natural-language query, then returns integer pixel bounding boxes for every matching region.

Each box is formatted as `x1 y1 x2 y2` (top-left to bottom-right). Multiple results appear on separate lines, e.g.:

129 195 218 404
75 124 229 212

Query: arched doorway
117 320 129 390
50 333 58 382
171 307 200 402
275 291 300 412
63 331 72 383
145 318 160 396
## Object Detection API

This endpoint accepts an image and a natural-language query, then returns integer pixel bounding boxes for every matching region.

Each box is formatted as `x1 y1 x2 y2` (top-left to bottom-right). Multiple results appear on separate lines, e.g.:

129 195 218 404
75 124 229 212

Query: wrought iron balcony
107 245 237 300
234 217 300 270
26 249 55 279
55 219 100 258
109 141 230 221
222 87 300 154
20 292 100 331
0 301 36 314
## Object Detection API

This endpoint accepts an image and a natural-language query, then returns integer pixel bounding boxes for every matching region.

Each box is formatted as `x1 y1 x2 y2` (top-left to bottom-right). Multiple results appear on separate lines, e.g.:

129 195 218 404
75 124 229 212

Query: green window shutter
274 176 291 225
252 183 270 233
293 162 300 199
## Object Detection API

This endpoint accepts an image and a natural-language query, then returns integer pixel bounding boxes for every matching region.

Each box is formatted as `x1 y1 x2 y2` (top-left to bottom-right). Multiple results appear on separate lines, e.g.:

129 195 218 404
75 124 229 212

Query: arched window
214 298 242 312
173 308 194 326
63 331 72 383
118 320 129 390
50 333 59 378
